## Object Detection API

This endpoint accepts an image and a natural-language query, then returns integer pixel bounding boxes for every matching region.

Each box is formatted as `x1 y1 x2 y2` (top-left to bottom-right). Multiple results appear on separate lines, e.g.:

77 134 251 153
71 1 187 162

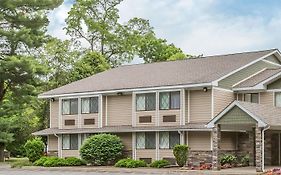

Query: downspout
54 134 61 158
262 125 270 172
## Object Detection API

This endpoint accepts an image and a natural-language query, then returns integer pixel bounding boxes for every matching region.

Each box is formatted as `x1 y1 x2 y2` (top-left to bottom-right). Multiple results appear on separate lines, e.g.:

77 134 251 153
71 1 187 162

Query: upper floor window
62 134 78 150
136 132 155 149
275 92 281 107
81 97 99 114
159 91 180 110
62 99 78 115
159 131 180 149
136 93 156 111
244 93 259 103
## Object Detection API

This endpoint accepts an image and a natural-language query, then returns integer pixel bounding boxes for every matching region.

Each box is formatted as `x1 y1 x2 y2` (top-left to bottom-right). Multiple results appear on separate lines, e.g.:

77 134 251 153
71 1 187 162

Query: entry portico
207 100 281 172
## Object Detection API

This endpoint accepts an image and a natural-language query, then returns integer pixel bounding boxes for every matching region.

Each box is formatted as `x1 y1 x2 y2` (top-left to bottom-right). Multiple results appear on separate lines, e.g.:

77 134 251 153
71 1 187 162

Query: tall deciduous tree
66 0 187 66
0 0 63 161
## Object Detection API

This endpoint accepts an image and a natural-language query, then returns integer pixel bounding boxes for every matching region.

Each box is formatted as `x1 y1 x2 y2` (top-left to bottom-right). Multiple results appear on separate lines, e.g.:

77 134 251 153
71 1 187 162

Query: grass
3 158 32 168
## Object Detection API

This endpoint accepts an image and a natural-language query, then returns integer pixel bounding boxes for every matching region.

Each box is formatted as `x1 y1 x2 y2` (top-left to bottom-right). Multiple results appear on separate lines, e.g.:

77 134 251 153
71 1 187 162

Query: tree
0 0 63 161
66 0 186 66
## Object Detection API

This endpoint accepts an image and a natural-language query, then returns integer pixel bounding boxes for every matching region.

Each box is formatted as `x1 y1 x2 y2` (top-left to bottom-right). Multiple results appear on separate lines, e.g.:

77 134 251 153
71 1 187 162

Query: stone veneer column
212 124 221 170
248 129 255 166
255 125 263 172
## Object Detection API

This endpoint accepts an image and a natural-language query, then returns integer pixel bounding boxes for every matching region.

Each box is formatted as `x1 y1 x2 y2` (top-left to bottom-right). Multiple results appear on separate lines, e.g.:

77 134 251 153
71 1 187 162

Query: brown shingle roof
33 124 209 136
234 68 281 88
40 49 276 97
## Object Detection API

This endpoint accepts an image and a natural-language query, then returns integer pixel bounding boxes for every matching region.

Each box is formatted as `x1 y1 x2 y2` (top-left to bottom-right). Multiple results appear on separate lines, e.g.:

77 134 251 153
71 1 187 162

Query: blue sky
47 0 281 60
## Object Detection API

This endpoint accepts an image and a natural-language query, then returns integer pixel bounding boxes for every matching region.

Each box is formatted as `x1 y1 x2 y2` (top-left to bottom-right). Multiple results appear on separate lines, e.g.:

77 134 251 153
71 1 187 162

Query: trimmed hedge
150 160 170 168
115 158 147 168
173 144 188 167
24 137 45 162
80 134 124 165
34 157 86 167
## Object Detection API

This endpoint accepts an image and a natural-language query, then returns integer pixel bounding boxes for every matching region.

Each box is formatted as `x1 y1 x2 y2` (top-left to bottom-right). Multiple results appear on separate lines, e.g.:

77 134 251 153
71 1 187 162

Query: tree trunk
0 142 5 162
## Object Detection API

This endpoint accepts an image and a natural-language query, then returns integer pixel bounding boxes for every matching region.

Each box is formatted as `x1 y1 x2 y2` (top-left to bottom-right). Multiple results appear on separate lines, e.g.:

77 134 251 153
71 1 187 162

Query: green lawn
3 157 32 168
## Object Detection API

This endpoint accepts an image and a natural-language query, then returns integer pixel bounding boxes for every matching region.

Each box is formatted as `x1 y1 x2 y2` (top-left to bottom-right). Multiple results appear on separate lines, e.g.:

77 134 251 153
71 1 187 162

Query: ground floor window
62 134 78 150
136 132 155 149
159 131 180 149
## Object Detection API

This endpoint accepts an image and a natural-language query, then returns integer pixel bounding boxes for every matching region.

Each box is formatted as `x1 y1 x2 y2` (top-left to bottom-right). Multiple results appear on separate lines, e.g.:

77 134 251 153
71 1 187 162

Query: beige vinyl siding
50 100 59 128
136 149 155 161
48 135 58 151
189 90 212 123
61 150 79 158
221 132 237 150
265 55 281 65
115 133 132 150
159 149 174 160
107 95 132 126
188 131 211 151
219 60 280 89
260 92 274 105
136 111 156 126
61 115 78 129
267 78 281 90
80 113 98 128
213 88 235 116
185 90 189 124
159 110 180 126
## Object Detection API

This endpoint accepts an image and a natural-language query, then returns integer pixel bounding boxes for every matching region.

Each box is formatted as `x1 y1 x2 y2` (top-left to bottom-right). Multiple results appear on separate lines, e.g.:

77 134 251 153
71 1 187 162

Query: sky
47 0 281 63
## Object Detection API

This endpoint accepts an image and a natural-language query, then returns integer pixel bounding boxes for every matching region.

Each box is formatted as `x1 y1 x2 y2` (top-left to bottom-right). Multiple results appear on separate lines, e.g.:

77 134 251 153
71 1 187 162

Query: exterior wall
61 114 78 129
159 109 180 126
268 78 281 90
265 55 281 64
218 60 279 89
50 100 59 128
188 131 211 151
80 113 99 128
221 132 237 150
136 149 156 161
115 133 132 150
107 95 132 126
61 150 79 158
189 90 212 123
260 92 274 105
213 88 235 116
159 149 174 160
48 135 58 151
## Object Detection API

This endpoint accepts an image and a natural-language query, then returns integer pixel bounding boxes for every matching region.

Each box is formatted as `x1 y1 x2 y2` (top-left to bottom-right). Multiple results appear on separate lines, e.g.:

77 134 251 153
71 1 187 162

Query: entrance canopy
206 101 281 130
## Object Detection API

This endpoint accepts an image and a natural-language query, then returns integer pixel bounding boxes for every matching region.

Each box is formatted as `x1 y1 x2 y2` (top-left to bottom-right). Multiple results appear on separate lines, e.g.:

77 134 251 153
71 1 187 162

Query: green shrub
220 154 237 166
173 144 188 167
24 137 45 162
115 158 147 168
43 157 69 167
150 160 170 168
241 155 249 166
34 156 48 166
65 157 86 166
80 134 124 165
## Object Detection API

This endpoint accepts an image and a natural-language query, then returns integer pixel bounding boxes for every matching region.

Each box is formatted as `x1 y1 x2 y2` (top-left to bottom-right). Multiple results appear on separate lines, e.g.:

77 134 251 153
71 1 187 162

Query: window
159 91 180 110
62 134 78 150
136 93 156 111
159 131 180 149
62 99 78 115
136 132 155 149
81 97 99 114
244 93 259 103
275 92 281 107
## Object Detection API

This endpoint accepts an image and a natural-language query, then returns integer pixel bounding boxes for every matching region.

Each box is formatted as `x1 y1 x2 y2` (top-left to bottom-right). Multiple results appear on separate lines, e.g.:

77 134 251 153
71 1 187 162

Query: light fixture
117 92 123 96
203 87 208 92
51 98 55 102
